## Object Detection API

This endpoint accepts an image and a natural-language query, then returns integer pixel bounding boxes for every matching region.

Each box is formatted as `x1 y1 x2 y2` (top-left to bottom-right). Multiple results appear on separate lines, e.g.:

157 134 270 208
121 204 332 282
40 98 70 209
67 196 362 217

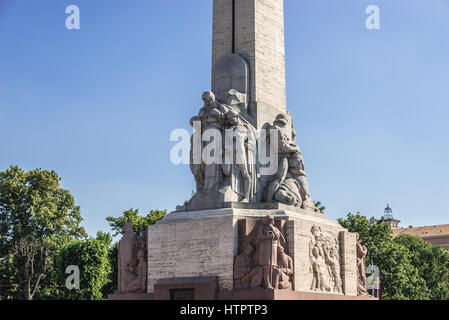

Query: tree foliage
102 242 118 296
0 254 18 300
374 240 429 300
0 166 86 300
395 235 449 300
338 212 392 263
313 201 326 214
56 239 110 300
338 213 449 300
106 208 166 236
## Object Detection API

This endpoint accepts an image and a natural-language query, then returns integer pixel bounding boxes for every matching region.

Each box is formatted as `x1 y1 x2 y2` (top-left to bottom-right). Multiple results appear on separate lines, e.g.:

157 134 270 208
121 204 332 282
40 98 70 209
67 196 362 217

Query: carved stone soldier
256 215 285 290
222 108 257 202
190 91 229 192
265 114 317 210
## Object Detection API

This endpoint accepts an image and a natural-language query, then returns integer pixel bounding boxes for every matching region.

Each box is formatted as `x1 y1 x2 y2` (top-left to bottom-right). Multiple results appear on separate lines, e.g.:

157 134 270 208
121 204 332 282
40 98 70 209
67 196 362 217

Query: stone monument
110 0 375 301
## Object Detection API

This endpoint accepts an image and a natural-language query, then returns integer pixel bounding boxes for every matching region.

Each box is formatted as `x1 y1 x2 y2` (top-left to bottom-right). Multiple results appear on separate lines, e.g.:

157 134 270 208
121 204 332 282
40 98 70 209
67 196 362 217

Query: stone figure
256 215 286 289
235 216 293 291
190 91 229 192
274 246 294 290
124 249 148 293
222 108 257 202
309 226 342 293
323 242 343 293
185 89 261 208
266 114 316 210
356 233 369 296
233 245 263 289
118 222 136 293
118 222 147 294
310 246 331 292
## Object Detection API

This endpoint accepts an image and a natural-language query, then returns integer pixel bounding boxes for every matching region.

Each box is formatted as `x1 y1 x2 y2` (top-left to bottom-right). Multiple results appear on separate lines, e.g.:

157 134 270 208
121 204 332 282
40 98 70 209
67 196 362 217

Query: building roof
392 224 449 238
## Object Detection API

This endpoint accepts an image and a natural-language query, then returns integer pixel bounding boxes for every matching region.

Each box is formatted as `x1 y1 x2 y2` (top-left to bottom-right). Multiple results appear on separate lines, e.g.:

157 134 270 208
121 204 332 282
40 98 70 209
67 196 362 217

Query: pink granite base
217 289 378 300
108 293 153 300
108 289 377 301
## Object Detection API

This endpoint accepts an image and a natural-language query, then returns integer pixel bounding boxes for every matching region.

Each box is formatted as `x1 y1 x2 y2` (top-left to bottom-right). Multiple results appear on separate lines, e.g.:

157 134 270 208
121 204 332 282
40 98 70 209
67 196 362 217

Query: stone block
147 208 358 298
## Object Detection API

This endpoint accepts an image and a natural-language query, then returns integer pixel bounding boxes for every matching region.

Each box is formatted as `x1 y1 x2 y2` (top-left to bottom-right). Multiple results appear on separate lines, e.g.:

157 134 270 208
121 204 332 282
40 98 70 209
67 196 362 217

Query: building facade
383 204 449 251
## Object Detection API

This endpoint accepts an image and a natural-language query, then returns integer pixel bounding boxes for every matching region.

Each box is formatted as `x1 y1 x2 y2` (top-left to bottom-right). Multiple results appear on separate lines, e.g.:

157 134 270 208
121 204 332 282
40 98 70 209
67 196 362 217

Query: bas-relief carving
233 245 263 290
356 233 370 296
309 226 343 294
118 222 148 294
234 215 294 291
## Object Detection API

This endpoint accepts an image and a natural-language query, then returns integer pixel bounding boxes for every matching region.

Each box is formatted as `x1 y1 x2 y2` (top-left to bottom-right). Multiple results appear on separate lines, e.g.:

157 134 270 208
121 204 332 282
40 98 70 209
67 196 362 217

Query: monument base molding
108 293 154 300
108 287 377 301
217 289 378 301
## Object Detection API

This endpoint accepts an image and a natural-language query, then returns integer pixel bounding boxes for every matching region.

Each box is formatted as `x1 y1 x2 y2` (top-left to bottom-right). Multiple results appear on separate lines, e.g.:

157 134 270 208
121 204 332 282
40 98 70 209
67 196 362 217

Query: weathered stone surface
212 54 250 105
147 208 359 296
212 0 287 129
117 223 147 294
341 231 358 296
216 289 378 300
147 212 237 293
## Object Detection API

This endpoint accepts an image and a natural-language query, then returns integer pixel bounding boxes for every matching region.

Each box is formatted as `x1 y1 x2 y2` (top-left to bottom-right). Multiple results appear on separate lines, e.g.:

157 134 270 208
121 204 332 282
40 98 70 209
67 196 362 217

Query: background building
383 204 449 251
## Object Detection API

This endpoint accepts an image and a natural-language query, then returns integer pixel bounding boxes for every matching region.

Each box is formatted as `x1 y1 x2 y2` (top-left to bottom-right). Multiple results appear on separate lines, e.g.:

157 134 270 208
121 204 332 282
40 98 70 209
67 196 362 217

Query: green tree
375 240 429 300
313 201 326 214
395 235 449 300
338 212 393 263
96 231 113 248
102 242 118 296
0 166 87 300
56 239 110 300
106 208 166 236
0 254 18 300
95 231 117 297
338 213 429 300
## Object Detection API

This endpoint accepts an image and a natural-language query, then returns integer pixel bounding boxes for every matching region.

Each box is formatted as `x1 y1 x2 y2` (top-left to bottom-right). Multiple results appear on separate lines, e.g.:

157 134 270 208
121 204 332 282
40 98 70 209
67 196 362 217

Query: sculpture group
309 226 343 294
186 89 316 211
234 215 294 291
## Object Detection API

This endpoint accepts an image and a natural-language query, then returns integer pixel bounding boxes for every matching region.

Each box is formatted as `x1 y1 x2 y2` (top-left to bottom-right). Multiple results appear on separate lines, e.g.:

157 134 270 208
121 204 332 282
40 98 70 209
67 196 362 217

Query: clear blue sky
1 0 448 236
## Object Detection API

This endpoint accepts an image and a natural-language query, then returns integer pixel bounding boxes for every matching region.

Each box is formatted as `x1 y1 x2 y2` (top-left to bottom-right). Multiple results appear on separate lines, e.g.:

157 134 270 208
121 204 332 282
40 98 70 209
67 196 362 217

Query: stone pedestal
146 208 359 298
108 293 153 300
